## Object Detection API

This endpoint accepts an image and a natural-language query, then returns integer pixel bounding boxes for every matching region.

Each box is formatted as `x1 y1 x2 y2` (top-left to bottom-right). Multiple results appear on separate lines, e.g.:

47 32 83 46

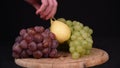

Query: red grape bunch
12 26 59 59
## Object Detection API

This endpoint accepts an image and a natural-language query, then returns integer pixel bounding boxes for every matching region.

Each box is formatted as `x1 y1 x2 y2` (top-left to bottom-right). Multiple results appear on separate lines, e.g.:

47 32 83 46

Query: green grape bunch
57 18 93 59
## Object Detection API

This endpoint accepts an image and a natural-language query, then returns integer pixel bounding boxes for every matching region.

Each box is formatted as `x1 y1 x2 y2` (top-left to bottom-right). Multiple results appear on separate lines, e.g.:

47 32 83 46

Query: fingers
36 0 48 15
45 0 58 20
36 0 58 20
39 0 53 19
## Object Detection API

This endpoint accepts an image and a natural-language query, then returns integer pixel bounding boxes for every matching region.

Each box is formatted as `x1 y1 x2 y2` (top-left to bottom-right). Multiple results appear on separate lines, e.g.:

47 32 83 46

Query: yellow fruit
50 19 71 43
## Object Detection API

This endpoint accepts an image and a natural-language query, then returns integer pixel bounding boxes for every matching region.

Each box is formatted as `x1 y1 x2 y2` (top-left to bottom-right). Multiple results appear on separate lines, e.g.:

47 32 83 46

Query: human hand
25 0 58 20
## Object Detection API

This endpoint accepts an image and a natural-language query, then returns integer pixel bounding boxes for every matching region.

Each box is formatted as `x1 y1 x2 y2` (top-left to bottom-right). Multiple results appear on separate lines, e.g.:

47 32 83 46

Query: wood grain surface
15 48 109 68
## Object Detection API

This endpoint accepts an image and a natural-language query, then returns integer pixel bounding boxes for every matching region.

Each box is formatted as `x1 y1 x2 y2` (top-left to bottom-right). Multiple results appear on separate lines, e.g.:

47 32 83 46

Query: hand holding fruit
25 0 58 20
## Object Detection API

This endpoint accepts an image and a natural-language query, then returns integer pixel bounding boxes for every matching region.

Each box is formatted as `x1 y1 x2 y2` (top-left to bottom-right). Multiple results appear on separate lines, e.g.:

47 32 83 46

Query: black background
1 0 119 68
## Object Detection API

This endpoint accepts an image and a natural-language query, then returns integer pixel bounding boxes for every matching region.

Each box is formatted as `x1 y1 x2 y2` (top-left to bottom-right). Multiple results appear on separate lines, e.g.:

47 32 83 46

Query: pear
50 19 71 43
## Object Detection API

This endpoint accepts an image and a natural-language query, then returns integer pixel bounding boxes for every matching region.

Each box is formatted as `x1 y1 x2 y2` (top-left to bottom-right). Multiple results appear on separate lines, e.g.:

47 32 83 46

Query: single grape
33 33 43 43
19 40 28 49
72 52 80 59
27 28 36 35
70 35 77 40
85 42 92 50
73 21 79 26
73 40 81 47
57 18 66 23
66 20 73 27
28 42 37 51
72 31 80 37
43 38 50 48
49 32 56 40
43 37 53 47
81 40 87 46
13 44 22 54
80 30 89 39
88 28 93 35
15 36 22 42
41 32 49 38
86 38 93 44
42 48 50 54
23 33 33 43
77 36 84 41
51 40 59 49
20 50 29 58
83 26 90 32
44 29 50 33
19 29 26 36
89 35 93 39
23 33 28 38
80 30 86 36
33 50 43 59
76 45 83 53
79 48 86 56
82 33 89 39
81 44 88 49
73 25 82 31
34 26 44 33
69 46 75 53
12 42 19 48
79 23 84 28
49 49 57 58
69 41 74 47
37 43 43 50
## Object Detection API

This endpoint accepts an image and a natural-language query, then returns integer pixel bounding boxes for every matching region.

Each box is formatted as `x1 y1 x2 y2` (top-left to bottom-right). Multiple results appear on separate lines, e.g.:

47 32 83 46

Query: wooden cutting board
15 48 109 68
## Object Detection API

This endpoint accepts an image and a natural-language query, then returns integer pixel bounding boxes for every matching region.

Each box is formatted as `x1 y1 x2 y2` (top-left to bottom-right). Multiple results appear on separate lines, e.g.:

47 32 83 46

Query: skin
25 0 58 20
